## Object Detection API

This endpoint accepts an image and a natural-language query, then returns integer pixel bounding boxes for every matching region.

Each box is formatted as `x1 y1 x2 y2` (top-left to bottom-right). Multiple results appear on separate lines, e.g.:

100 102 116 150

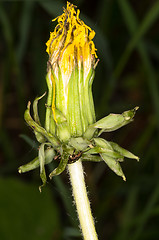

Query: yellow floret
46 1 97 68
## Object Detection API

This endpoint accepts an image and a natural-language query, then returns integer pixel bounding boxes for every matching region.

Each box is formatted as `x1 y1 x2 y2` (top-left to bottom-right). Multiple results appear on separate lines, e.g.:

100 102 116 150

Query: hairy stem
68 159 98 240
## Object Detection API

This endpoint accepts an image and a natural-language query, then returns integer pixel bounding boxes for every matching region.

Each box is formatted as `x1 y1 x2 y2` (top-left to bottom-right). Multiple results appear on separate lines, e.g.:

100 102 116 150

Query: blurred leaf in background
0 177 61 240
0 0 159 239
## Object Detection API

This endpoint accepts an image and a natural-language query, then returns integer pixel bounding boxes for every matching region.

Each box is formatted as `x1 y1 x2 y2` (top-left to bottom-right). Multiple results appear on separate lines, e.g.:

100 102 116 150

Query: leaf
33 92 46 125
100 153 126 181
115 0 159 78
87 146 124 160
24 101 60 148
109 141 139 161
118 0 159 130
83 126 98 140
93 107 138 135
84 107 138 138
39 143 47 191
85 146 101 154
0 177 61 240
95 114 125 129
49 152 69 178
18 147 55 173
90 137 124 160
34 131 46 144
93 137 113 150
69 137 90 151
16 1 34 63
82 154 102 162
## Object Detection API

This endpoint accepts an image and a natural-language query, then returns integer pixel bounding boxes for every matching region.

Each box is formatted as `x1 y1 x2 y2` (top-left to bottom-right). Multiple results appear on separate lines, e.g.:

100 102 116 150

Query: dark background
1 0 159 239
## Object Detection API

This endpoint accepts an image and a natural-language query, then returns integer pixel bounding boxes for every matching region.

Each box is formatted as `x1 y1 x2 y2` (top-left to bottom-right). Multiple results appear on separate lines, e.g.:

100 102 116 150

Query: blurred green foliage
0 177 61 240
0 0 159 239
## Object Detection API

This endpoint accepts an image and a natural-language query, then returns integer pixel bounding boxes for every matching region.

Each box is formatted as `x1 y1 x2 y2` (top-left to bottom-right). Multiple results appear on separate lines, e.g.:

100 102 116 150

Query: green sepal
32 93 47 143
84 107 138 138
81 154 102 162
18 147 55 173
86 137 123 160
83 126 98 140
54 108 67 124
97 107 138 136
49 152 69 178
85 147 101 154
34 132 46 143
24 102 60 148
86 146 124 160
45 73 56 134
33 92 46 125
51 67 65 121
67 66 83 136
54 109 71 142
69 137 91 151
83 68 96 126
109 141 139 161
57 122 71 143
93 137 113 150
39 143 47 192
100 153 126 181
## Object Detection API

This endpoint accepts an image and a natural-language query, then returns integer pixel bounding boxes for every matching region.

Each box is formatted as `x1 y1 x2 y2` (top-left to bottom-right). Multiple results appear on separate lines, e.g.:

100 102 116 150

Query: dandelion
19 2 139 240
46 1 97 139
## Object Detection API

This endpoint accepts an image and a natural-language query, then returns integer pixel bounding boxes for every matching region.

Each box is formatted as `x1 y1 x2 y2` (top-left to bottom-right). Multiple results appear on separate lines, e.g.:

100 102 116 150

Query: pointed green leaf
19 156 39 173
24 101 60 148
86 146 124 160
33 92 46 125
49 152 69 178
95 114 124 129
93 137 113 150
102 150 123 159
33 94 47 143
44 147 56 164
69 137 91 151
109 141 139 161
34 131 46 143
100 153 126 181
82 154 102 162
18 147 55 173
84 107 138 138
39 143 48 191
83 126 97 140
86 146 102 154
93 107 138 135
88 137 123 159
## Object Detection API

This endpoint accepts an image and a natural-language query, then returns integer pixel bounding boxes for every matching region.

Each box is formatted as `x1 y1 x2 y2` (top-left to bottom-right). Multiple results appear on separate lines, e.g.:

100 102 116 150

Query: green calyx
19 64 139 190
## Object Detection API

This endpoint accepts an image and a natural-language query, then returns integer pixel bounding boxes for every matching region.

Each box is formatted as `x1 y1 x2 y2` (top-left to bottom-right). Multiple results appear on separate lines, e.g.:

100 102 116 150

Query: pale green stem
68 159 99 240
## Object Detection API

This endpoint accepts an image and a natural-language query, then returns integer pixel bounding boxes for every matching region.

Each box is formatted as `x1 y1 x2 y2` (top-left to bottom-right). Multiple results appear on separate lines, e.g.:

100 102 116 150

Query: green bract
19 72 139 190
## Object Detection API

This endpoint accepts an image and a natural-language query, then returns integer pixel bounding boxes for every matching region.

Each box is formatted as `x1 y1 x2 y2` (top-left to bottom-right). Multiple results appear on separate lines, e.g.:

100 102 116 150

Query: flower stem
68 159 98 240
